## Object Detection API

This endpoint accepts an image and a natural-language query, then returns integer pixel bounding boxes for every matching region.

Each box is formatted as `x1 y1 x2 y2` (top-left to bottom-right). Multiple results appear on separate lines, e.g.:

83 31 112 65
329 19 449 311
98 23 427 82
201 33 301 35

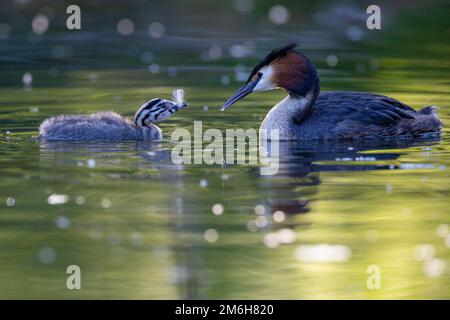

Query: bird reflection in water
258 138 440 219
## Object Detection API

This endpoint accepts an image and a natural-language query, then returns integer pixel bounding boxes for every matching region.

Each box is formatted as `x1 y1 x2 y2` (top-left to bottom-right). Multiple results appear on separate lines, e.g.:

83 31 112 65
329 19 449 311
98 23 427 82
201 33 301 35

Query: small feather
172 88 185 105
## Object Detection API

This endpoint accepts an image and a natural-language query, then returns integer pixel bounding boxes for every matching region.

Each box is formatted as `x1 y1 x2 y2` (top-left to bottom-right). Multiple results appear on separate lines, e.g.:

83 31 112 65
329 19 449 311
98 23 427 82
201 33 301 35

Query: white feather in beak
172 88 185 105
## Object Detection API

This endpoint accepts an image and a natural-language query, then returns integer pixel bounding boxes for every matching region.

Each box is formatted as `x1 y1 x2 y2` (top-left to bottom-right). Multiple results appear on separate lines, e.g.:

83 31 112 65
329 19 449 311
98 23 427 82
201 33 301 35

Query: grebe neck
277 52 320 123
260 77 319 137
287 78 319 124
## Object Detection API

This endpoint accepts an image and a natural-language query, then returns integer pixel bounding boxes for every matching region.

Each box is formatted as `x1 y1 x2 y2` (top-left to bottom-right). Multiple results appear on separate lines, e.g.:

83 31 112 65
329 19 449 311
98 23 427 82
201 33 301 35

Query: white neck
259 90 316 140
262 95 308 124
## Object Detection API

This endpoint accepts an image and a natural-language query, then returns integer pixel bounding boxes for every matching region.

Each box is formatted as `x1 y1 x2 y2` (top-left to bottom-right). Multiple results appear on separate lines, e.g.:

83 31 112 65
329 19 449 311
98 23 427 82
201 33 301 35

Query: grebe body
222 43 442 141
260 91 440 141
39 89 187 141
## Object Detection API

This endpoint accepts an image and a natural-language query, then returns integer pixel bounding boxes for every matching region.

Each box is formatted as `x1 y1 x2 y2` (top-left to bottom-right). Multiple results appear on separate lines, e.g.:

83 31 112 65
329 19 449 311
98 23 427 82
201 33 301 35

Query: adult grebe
39 89 187 141
221 43 442 141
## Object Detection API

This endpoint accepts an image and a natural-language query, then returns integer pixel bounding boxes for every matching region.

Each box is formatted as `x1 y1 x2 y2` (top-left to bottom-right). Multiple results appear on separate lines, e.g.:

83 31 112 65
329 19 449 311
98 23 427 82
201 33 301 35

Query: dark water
0 0 449 299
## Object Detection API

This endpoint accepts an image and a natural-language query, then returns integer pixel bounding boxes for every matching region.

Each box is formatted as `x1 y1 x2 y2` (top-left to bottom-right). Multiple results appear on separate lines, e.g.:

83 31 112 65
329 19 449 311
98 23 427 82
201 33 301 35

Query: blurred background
0 0 449 299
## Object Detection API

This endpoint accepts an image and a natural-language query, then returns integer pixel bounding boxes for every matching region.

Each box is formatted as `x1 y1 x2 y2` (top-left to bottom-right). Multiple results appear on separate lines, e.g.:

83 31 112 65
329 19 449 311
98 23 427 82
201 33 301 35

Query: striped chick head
134 89 188 126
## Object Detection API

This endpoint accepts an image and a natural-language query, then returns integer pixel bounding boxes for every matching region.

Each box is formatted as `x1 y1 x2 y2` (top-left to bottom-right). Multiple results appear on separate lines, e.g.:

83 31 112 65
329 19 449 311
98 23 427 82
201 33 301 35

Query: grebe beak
221 79 259 111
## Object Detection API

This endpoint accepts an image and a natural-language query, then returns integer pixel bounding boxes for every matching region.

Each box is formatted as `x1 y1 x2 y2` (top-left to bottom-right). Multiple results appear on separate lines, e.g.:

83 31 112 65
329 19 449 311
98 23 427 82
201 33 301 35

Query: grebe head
221 42 319 111
134 88 188 127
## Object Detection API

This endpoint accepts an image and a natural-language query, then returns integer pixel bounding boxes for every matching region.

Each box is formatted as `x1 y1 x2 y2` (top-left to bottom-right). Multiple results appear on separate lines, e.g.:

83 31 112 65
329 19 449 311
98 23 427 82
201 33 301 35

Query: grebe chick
39 89 188 141
221 43 442 141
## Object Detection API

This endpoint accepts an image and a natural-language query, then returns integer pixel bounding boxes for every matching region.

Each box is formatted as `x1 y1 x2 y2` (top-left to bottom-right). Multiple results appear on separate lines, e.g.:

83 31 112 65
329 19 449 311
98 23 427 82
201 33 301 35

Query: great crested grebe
221 43 442 141
39 89 188 141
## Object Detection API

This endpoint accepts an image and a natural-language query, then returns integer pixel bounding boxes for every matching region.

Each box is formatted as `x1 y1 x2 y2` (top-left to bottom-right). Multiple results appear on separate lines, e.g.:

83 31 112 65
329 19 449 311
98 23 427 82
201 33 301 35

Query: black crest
246 42 300 84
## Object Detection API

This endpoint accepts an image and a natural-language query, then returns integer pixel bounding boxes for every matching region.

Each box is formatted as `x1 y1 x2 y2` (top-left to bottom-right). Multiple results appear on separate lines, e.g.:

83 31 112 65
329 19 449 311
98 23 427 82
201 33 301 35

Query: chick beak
221 79 259 111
